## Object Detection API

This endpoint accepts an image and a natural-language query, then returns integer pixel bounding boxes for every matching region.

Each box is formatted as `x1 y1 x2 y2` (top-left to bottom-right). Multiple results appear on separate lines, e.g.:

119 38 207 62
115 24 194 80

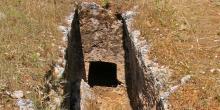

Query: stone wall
121 14 159 110
62 9 86 110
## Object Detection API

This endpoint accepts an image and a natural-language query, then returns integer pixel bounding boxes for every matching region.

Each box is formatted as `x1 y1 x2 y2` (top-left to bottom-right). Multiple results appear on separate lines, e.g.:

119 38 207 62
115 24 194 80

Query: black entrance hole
88 61 119 87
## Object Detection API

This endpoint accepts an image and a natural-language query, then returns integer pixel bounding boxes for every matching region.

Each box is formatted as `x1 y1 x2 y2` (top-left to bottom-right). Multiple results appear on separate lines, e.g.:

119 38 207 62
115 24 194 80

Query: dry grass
133 0 220 109
0 0 74 109
0 0 220 109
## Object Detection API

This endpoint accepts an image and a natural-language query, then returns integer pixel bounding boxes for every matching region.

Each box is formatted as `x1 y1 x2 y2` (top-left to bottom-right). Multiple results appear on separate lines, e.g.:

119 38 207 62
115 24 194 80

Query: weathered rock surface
16 99 34 110
11 90 24 99
79 2 131 110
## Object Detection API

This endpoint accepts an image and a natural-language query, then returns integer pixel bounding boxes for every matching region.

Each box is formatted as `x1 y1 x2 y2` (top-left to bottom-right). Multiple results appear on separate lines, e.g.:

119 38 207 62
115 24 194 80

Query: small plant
101 0 110 9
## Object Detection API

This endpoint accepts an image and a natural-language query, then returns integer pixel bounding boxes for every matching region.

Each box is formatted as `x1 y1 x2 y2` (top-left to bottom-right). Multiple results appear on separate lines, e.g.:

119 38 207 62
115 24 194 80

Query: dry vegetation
0 0 74 109
133 0 220 109
0 0 220 109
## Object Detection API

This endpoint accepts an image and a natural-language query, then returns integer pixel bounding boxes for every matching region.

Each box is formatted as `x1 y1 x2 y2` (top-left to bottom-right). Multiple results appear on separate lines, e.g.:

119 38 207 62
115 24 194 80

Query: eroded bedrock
62 2 160 110
79 3 131 110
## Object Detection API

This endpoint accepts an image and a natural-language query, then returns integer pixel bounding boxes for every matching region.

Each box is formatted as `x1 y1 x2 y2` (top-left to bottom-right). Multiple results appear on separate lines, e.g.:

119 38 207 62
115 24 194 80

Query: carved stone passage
62 2 160 110
79 2 132 110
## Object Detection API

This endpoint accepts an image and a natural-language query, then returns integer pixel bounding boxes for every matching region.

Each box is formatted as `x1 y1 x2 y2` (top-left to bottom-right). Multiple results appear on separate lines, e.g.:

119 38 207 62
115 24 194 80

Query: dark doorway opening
88 61 119 87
